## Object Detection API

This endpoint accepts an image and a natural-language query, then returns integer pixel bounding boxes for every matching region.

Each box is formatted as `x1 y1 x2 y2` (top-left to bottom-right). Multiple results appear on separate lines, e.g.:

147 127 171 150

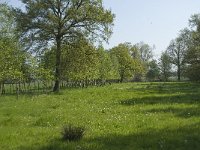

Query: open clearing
0 82 199 150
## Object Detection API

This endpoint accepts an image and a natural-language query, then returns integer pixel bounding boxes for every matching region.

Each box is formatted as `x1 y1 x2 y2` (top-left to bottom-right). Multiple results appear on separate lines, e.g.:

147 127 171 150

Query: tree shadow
120 93 200 106
18 123 200 150
88 123 200 150
121 82 200 119
17 138 78 150
127 82 200 95
144 106 200 118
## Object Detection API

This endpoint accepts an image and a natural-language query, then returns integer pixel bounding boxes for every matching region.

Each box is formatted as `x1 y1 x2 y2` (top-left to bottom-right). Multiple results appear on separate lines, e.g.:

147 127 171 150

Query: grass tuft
61 124 85 141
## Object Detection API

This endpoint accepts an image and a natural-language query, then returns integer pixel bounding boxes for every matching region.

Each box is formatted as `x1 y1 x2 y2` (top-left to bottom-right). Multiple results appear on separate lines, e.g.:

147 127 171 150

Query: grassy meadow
0 82 199 150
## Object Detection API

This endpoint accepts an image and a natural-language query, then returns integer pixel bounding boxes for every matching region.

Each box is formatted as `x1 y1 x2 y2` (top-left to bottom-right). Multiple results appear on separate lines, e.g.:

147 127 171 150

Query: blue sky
103 0 200 57
3 0 200 57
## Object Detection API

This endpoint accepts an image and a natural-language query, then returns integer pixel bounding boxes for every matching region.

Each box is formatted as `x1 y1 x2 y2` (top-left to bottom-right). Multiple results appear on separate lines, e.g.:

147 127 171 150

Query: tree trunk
177 64 181 81
177 47 181 82
164 69 167 82
2 82 5 95
120 71 124 83
53 37 62 92
0 83 1 96
177 56 181 81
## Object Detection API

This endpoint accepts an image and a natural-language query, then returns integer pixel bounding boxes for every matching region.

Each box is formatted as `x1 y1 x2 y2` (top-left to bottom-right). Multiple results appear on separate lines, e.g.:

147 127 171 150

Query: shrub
61 124 85 141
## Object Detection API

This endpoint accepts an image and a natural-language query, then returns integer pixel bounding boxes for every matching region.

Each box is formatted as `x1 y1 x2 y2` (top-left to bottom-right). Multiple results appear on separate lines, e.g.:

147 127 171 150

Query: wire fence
0 79 120 96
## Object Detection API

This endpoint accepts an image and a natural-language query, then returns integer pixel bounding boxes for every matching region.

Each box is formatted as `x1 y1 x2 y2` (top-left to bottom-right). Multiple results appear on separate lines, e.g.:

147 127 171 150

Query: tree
62 38 99 82
184 14 200 81
0 37 24 82
97 46 118 83
133 42 153 81
15 0 114 92
0 3 15 37
134 42 153 62
39 48 55 78
110 43 142 82
41 38 99 84
146 59 160 81
159 51 172 81
166 29 191 81
0 3 24 94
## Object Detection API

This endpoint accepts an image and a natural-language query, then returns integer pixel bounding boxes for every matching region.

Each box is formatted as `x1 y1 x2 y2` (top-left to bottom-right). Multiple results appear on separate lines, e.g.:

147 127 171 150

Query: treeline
0 2 155 92
41 40 155 83
160 14 200 81
1 2 200 94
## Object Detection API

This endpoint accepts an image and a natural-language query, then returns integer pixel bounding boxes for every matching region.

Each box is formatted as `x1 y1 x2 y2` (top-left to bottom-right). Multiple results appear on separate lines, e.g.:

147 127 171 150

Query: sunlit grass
0 82 199 150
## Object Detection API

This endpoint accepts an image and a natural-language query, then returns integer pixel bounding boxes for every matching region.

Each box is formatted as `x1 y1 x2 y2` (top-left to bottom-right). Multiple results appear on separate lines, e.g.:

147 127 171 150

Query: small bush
61 124 85 141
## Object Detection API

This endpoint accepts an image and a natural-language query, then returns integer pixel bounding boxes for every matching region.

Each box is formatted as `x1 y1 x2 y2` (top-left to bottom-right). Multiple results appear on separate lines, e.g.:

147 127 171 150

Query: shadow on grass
85 123 200 150
18 123 200 150
120 93 200 106
0 91 53 98
121 82 200 119
144 106 200 118
127 82 200 95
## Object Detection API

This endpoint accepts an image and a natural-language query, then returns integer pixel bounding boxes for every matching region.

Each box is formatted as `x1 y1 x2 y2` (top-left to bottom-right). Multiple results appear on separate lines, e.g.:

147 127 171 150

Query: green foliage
15 0 115 92
0 3 15 37
97 46 119 81
132 42 154 81
185 64 200 81
21 54 54 83
159 51 172 81
38 41 147 84
146 59 160 81
166 14 200 81
134 42 153 62
0 82 199 149
183 14 200 81
0 3 24 83
110 43 144 82
0 37 23 82
185 45 200 81
166 29 191 81
62 38 99 81
40 49 55 74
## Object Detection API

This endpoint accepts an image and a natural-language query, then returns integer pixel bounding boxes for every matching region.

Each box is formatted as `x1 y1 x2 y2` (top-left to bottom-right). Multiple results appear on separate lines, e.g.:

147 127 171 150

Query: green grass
0 82 199 150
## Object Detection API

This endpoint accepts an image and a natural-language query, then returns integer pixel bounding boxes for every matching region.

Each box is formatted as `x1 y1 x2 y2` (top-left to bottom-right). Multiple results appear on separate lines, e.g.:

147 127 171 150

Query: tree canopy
15 0 115 92
0 3 24 83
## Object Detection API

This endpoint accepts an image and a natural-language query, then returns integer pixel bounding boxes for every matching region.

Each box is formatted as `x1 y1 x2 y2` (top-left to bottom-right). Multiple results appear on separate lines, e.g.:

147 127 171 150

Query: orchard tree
184 14 200 81
130 45 141 59
0 3 15 37
97 46 119 82
133 42 153 81
0 37 24 83
134 42 153 62
185 45 200 81
110 43 142 82
166 29 191 81
41 38 99 82
0 3 25 94
62 38 99 82
40 48 55 76
97 46 112 82
146 59 160 81
159 51 172 81
15 0 115 92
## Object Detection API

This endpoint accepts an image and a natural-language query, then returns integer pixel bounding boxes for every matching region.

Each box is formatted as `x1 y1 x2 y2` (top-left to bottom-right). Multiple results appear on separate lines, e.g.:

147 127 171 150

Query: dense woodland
1 1 200 94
